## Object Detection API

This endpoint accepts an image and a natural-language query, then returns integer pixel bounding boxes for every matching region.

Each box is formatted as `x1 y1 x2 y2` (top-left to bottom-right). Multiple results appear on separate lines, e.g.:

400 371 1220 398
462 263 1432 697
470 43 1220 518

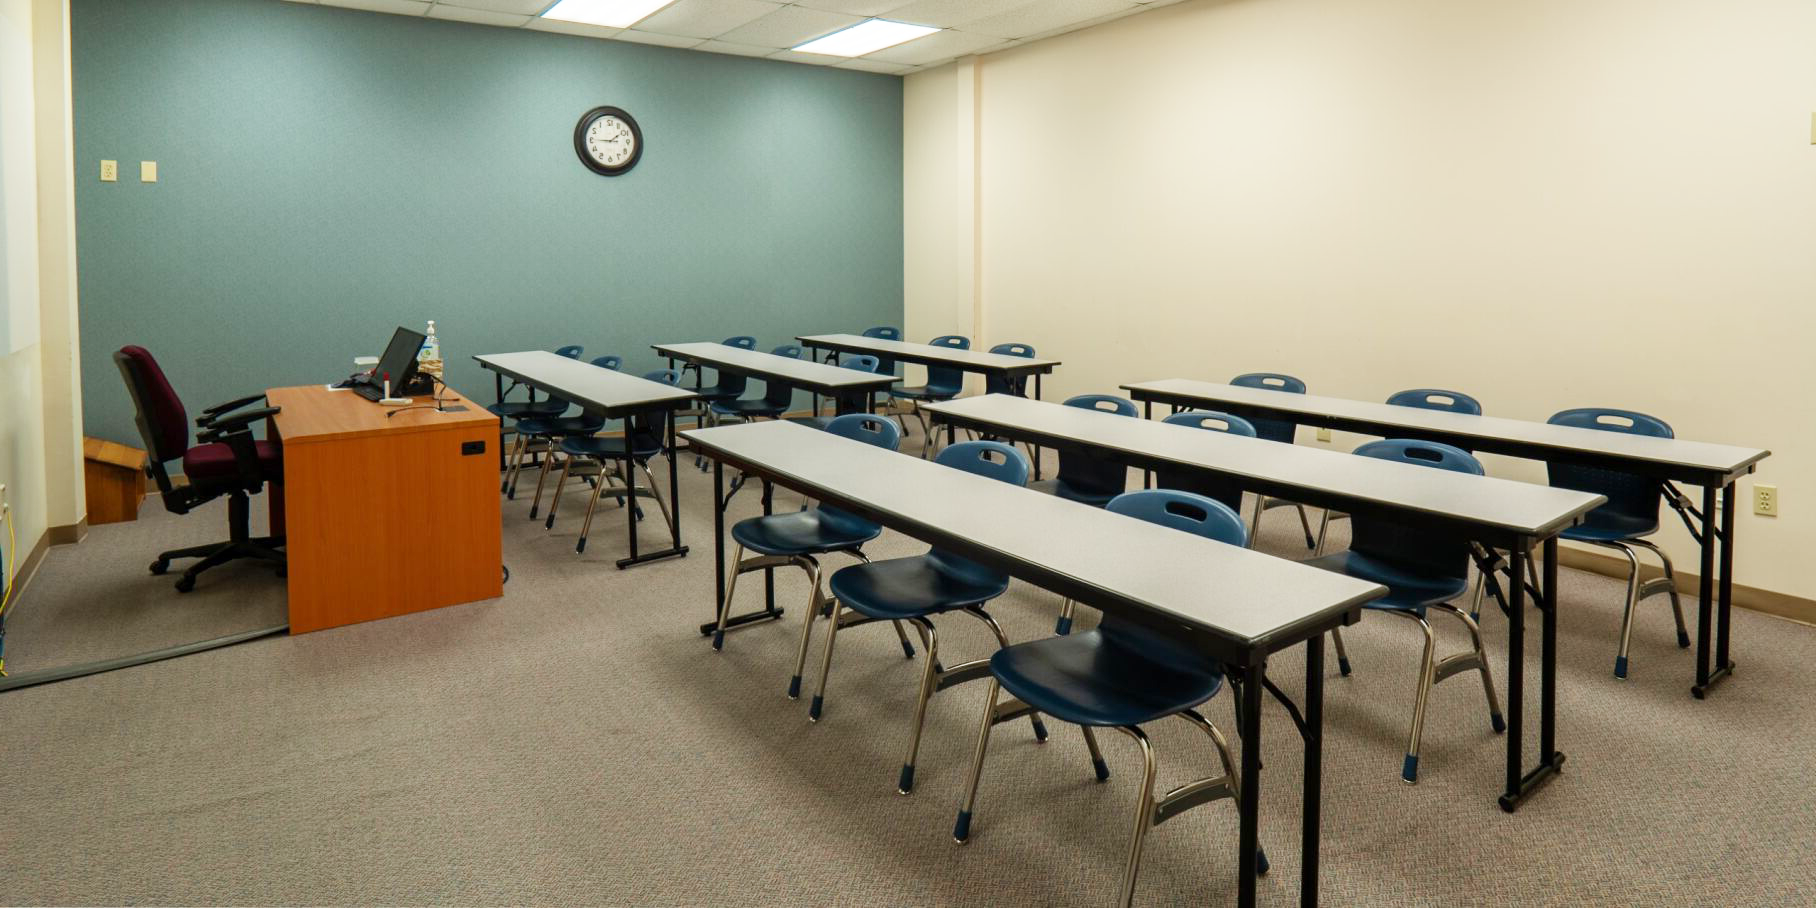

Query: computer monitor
373 325 426 395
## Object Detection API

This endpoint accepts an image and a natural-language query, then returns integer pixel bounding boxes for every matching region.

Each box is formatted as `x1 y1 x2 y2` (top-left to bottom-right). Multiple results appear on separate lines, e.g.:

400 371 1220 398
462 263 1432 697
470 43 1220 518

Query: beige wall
0 0 83 593
905 0 1816 598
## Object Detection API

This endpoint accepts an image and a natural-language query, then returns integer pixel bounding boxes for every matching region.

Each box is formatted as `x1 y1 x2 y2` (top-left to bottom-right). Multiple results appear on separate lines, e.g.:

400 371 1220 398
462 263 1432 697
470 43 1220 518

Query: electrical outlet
1315 428 1332 443
1753 484 1778 517
100 159 117 182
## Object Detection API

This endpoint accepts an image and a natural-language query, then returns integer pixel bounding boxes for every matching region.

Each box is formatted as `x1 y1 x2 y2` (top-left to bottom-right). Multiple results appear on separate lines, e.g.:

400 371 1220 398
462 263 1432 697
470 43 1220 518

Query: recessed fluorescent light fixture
793 19 939 57
540 0 679 29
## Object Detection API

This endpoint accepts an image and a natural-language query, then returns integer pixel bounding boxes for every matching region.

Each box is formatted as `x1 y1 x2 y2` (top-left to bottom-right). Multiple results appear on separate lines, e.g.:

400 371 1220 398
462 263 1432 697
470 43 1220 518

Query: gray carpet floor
2 436 1813 906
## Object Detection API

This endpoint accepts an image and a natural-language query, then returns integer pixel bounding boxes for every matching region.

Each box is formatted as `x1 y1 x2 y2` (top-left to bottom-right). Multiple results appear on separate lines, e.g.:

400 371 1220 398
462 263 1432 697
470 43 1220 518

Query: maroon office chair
114 345 286 592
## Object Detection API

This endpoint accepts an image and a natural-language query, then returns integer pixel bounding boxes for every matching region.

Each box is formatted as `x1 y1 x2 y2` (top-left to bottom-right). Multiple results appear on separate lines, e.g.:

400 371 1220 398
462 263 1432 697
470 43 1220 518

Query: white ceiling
279 0 1188 75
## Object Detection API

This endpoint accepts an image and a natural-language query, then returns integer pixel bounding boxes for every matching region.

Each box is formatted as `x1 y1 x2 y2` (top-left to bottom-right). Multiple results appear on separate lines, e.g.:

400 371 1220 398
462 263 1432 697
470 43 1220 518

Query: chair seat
559 434 661 461
487 400 566 419
1560 509 1658 543
991 630 1225 727
183 439 282 481
517 415 605 436
711 398 786 417
1305 551 1469 611
732 510 880 556
889 385 959 402
830 555 1008 620
1028 478 1118 508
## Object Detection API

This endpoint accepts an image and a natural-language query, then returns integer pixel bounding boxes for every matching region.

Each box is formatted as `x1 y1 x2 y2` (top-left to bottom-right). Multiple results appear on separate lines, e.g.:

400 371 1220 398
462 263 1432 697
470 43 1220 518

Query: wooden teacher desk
266 384 503 634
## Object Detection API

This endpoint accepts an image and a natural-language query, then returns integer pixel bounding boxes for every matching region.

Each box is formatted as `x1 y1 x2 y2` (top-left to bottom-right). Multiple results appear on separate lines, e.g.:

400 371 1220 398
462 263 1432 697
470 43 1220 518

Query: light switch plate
1315 428 1332 443
140 161 157 182
100 159 117 181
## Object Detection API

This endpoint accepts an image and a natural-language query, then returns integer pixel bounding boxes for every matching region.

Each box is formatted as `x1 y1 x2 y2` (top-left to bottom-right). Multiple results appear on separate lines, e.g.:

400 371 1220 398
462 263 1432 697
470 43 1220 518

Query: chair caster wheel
149 559 170 575
174 576 197 593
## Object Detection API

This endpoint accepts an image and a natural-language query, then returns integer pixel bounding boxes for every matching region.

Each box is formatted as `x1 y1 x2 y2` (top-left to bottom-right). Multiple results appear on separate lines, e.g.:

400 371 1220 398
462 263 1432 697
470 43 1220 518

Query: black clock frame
574 106 643 176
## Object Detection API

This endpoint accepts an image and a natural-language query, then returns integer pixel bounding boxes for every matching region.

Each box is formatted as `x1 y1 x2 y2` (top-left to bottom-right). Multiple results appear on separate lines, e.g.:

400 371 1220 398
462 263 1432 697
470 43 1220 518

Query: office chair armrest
196 393 268 427
196 406 282 442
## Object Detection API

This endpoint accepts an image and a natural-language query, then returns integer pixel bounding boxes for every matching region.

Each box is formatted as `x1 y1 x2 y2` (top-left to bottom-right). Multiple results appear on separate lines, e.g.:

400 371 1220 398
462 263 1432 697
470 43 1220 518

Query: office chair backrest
1547 408 1672 525
985 342 1035 395
555 345 584 359
925 335 971 395
926 441 1029 585
1387 388 1482 415
591 355 623 371
771 344 802 359
1162 410 1257 436
843 354 880 373
1230 372 1306 444
114 346 189 484
1156 410 1256 511
723 336 757 349
1350 440 1483 581
1056 395 1136 498
1100 489 1246 661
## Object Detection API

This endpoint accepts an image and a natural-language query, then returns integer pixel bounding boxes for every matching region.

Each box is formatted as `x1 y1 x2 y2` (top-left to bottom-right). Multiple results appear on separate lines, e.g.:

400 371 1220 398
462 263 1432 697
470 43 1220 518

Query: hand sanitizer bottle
419 320 443 379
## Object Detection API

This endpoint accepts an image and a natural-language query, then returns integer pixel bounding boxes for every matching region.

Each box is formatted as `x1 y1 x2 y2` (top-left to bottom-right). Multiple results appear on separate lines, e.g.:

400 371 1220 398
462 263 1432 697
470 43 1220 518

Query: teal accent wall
72 0 903 444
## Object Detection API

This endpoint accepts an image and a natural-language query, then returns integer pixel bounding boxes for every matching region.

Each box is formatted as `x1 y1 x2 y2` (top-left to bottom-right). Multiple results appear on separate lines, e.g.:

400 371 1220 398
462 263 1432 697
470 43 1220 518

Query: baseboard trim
8 529 52 608
47 519 86 546
1558 545 1815 627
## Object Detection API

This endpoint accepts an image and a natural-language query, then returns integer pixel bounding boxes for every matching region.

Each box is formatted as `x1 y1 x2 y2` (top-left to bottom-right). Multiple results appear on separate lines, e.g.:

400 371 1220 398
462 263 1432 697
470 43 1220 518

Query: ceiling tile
425 4 531 26
1017 4 1143 43
634 0 782 40
613 28 707 47
433 0 549 13
525 17 623 38
694 38 781 57
789 0 910 15
717 5 861 48
318 0 431 14
864 27 1003 64
879 0 1025 29
833 57 913 75
959 0 1137 39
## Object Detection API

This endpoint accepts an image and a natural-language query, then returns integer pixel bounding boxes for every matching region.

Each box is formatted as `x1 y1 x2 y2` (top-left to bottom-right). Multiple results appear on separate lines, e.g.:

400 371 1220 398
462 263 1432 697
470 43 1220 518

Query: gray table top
1122 378 1770 484
474 351 696 417
683 419 1385 660
653 342 899 393
926 394 1605 543
797 333 1062 375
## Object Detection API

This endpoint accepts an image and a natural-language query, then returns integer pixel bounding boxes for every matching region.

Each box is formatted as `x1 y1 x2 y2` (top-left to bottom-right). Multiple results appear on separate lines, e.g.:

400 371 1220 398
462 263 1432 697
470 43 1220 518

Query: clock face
574 106 642 176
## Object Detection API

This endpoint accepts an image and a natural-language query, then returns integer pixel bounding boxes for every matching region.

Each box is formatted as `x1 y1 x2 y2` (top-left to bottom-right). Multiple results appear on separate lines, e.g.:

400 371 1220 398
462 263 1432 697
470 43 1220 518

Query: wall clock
574 106 642 176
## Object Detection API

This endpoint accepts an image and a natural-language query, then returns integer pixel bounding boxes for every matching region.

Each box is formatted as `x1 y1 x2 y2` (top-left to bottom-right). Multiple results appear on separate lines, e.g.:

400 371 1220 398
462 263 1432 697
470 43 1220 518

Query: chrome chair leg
711 542 749 651
502 432 526 494
543 456 575 530
1631 538 1691 648
635 459 674 534
1293 503 1317 549
1433 603 1504 733
787 557 824 699
963 607 1048 742
1111 724 1161 908
576 465 613 554
1081 725 1110 782
1055 598 1076 635
953 677 1000 844
1389 610 1439 784
1176 708 1267 875
1609 541 1644 680
897 616 942 794
808 597 846 722
1330 627 1352 676
527 441 559 520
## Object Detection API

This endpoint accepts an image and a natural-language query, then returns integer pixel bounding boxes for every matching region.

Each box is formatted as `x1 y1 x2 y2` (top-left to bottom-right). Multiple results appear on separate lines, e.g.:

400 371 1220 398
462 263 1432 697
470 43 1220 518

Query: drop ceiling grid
281 0 1187 74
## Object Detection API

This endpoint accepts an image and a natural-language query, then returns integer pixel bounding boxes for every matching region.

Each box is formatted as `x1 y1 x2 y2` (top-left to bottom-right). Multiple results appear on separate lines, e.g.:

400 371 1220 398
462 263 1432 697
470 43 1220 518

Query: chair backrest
1155 410 1256 511
1230 372 1305 443
722 336 756 349
771 344 801 359
114 346 190 481
1387 388 1482 415
926 441 1029 585
1349 439 1483 580
644 368 680 386
1099 489 1246 660
591 355 623 371
555 345 584 359
826 412 901 450
1056 394 1136 500
861 327 899 375
1546 408 1672 526
925 334 971 394
985 342 1035 395
843 354 880 373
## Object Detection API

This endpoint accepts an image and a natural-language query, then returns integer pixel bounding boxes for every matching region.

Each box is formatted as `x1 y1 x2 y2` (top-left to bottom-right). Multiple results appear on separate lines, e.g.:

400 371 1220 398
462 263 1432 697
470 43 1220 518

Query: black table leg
493 371 507 471
1032 372 1043 480
1541 536 1561 767
698 460 785 635
1693 482 1737 697
668 408 682 552
1238 661 1264 908
1498 541 1563 811
1718 480 1736 674
617 408 690 570
1302 635 1324 908
1142 401 1153 489
1501 544 1525 810
1692 484 1718 697
763 479 775 614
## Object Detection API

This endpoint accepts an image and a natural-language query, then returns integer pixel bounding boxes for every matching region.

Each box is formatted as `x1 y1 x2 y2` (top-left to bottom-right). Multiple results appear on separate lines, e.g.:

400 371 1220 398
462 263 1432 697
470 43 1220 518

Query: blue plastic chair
954 490 1264 902
985 342 1035 396
1156 410 1256 515
1231 373 1319 548
543 369 681 553
813 441 1046 793
554 345 584 359
710 414 918 698
792 355 882 430
1387 388 1482 415
710 345 802 425
590 355 623 372
511 403 607 516
1547 408 1688 679
487 343 585 422
859 326 900 376
1029 395 1137 509
1303 440 1503 783
690 336 758 408
889 335 970 456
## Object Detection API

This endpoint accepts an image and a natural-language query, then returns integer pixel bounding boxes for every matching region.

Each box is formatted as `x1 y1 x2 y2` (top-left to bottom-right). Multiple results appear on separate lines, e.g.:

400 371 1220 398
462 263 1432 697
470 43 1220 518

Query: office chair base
155 535 286 593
